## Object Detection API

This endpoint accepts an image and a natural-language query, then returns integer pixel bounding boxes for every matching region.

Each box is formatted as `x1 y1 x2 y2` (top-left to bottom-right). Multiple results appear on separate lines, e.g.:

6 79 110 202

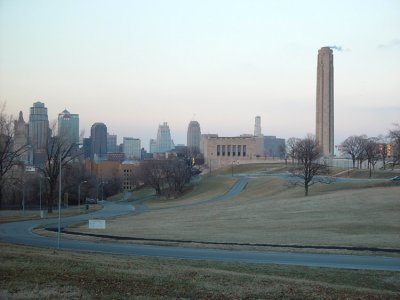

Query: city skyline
1 1 399 147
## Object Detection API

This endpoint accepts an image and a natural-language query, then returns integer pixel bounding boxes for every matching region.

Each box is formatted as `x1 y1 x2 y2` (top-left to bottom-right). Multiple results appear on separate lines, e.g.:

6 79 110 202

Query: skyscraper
90 122 107 160
316 47 334 157
156 122 173 153
254 116 262 137
29 101 49 150
14 111 32 164
107 133 118 153
187 120 201 152
58 109 79 146
149 139 157 154
123 137 141 160
29 101 49 165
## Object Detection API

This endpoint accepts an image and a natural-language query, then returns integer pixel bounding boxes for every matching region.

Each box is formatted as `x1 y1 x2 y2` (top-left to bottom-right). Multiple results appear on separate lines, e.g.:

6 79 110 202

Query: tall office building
156 122 173 153
187 120 201 152
58 109 79 146
14 111 32 164
29 101 50 165
316 47 334 157
107 133 118 153
123 137 141 160
149 139 157 154
254 116 262 137
29 101 49 150
90 122 107 160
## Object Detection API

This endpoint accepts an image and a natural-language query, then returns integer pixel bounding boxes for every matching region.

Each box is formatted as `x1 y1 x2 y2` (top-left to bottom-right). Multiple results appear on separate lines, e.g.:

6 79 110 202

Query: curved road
1 177 400 272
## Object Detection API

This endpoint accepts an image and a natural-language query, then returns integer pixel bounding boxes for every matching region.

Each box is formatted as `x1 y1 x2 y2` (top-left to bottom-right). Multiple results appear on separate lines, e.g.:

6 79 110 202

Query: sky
1 0 399 150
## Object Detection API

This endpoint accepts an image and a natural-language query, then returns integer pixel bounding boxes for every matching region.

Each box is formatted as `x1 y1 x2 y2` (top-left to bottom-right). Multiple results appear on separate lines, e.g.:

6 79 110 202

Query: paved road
1 178 400 272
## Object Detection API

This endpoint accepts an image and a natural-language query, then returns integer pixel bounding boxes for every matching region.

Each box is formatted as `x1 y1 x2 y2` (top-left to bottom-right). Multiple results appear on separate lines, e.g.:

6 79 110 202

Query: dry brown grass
0 204 102 224
1 242 399 299
70 173 400 252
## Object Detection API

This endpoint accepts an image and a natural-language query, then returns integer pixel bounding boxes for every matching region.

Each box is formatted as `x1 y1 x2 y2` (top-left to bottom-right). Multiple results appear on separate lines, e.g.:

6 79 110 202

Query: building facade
14 111 32 165
316 47 334 157
123 137 141 160
187 120 201 152
58 109 79 147
263 136 285 158
90 122 107 160
254 116 262 137
107 133 118 153
201 135 264 167
29 101 50 166
156 122 173 153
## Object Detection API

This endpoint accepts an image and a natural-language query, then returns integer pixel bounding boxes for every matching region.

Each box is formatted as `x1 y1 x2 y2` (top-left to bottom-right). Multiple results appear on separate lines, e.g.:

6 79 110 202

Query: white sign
89 219 106 229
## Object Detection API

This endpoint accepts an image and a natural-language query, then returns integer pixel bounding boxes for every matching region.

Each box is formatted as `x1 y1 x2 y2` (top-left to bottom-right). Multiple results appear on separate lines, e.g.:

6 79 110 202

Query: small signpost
89 219 106 229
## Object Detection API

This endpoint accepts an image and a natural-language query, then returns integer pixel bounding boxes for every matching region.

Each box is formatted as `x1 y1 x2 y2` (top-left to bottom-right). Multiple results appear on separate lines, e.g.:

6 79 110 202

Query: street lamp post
57 155 62 249
78 180 87 213
39 179 42 213
97 181 105 202
231 160 239 177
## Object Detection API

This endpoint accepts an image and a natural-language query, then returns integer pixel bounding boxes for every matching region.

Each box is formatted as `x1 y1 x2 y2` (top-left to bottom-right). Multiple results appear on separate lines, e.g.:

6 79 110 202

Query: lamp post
231 160 239 177
78 180 87 213
97 181 105 202
39 176 50 217
57 154 62 249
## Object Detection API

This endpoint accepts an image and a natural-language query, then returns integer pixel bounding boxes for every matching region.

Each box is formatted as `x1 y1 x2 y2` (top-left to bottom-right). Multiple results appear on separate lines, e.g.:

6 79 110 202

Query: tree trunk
47 187 54 213
369 166 372 178
304 183 309 196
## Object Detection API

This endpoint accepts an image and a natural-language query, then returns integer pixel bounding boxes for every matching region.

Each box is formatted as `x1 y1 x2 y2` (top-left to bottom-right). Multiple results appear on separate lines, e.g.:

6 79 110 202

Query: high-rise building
187 120 201 152
156 122 173 153
254 116 262 137
316 47 334 157
90 122 107 160
123 137 141 160
29 101 50 166
149 139 157 153
107 133 118 153
82 137 92 160
58 109 79 146
29 101 49 150
14 111 32 164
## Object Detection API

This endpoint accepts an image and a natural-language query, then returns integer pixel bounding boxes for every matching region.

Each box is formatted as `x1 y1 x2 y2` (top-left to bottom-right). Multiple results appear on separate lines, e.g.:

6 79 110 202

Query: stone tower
316 47 334 157
254 116 262 137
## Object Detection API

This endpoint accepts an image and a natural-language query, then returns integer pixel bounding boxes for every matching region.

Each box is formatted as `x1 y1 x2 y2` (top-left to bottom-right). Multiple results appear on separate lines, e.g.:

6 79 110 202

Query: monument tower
316 47 334 157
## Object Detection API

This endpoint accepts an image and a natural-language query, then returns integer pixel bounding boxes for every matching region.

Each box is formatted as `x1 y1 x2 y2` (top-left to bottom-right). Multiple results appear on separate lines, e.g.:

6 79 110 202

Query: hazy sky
1 0 399 149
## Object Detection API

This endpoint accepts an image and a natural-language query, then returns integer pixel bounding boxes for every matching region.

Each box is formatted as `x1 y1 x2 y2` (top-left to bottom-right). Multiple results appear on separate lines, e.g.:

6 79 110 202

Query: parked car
390 176 400 181
85 198 98 204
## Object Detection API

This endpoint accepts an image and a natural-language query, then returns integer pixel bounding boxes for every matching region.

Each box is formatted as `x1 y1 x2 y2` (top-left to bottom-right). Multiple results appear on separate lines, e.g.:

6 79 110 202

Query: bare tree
365 138 381 178
286 137 300 165
389 124 400 169
377 135 389 170
0 105 29 209
341 135 368 168
38 123 81 213
289 135 329 196
139 157 193 198
139 159 165 196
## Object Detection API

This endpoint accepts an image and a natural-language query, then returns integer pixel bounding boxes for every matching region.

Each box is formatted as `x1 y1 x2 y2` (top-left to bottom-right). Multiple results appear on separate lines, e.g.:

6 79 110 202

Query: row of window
216 145 247 157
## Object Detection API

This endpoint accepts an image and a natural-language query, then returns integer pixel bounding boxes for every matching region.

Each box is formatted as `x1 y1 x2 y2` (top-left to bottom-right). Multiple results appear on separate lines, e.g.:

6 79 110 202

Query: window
222 145 226 156
227 145 231 156
232 145 236 156
217 145 220 156
237 145 241 156
243 145 247 157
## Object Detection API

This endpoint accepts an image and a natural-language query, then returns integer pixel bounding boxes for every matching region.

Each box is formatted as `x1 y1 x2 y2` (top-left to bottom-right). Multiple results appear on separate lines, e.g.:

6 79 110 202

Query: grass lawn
0 204 102 224
1 242 399 299
69 164 400 253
